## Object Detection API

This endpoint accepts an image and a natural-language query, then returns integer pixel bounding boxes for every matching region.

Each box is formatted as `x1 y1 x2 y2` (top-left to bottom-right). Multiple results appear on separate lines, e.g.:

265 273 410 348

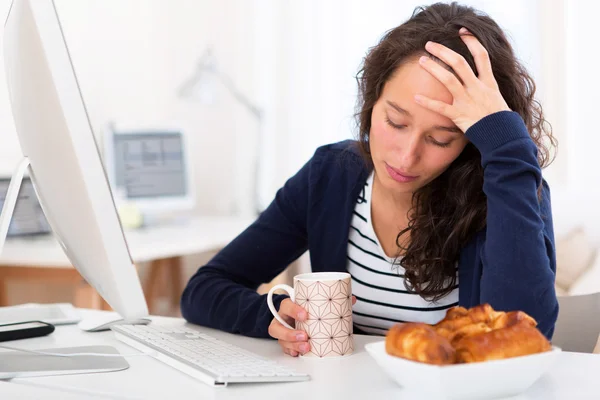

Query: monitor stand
0 157 30 254
0 157 151 332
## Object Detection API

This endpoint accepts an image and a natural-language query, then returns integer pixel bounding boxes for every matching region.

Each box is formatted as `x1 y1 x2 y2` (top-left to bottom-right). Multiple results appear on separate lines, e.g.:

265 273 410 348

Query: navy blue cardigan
181 111 558 340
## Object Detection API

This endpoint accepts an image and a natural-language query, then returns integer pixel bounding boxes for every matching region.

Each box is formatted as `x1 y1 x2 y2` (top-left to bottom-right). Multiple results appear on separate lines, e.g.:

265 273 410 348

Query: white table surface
0 215 253 267
0 309 599 400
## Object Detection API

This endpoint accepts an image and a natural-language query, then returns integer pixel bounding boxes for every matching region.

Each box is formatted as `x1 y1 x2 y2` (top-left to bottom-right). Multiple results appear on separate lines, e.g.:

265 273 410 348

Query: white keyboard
111 324 310 386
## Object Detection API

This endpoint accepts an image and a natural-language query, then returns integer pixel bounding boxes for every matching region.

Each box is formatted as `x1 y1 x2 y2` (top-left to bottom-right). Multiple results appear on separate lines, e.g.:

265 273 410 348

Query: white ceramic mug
267 272 354 358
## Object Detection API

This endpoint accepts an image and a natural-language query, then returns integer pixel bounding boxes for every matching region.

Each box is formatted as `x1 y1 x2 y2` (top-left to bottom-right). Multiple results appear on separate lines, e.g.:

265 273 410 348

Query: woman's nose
399 134 421 167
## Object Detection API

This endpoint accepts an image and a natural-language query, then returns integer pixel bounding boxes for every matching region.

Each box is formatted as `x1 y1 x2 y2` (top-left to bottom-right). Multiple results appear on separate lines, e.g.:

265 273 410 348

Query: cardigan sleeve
465 111 559 340
180 149 322 338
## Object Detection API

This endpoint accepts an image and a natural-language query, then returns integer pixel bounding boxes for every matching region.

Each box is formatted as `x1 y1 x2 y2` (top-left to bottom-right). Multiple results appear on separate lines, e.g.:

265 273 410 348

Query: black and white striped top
347 172 459 335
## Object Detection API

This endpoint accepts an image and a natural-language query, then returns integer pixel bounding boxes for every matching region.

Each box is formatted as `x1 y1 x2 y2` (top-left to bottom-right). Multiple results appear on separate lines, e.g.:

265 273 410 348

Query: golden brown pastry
434 305 537 342
466 303 505 325
489 310 537 330
444 306 469 320
386 323 456 365
434 317 490 344
385 304 548 366
434 315 474 336
448 322 493 345
434 304 498 343
453 321 552 363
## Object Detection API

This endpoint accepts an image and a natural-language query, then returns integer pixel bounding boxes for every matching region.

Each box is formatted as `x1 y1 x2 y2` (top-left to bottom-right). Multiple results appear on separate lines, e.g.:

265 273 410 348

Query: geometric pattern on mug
301 299 353 320
305 335 354 357
295 279 351 320
297 316 352 339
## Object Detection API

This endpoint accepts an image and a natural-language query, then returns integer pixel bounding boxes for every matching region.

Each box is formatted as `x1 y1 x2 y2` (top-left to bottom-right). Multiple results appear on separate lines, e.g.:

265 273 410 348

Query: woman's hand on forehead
413 27 511 133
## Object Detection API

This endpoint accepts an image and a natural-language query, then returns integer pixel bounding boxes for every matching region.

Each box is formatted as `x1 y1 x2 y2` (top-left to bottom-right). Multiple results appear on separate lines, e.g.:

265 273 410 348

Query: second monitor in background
0 177 51 237
103 124 195 227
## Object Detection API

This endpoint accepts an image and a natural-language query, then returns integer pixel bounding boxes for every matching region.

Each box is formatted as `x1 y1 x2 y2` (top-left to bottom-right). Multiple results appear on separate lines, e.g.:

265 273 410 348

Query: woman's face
369 57 469 197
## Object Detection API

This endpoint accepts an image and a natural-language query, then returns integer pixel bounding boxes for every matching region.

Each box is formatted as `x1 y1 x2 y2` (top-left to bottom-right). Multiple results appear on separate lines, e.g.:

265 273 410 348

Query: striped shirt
347 172 459 335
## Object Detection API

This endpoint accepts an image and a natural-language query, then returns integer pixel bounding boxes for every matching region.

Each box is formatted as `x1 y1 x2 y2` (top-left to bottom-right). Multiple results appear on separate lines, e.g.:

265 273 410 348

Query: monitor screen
0 177 51 236
112 132 187 199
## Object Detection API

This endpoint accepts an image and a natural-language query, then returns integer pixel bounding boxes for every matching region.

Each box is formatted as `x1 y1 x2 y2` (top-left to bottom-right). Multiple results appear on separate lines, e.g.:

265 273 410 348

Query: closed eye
386 116 452 148
429 137 451 148
385 118 406 130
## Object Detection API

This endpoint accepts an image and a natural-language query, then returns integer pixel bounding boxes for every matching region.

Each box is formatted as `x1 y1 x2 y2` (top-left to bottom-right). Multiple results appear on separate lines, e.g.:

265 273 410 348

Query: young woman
181 3 558 357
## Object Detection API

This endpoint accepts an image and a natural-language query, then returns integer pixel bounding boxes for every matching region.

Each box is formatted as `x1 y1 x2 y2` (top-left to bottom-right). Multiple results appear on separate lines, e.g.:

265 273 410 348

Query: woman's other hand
268 296 357 356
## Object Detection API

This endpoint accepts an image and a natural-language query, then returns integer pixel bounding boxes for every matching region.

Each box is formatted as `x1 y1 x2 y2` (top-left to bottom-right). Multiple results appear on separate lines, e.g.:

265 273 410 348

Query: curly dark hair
354 2 556 301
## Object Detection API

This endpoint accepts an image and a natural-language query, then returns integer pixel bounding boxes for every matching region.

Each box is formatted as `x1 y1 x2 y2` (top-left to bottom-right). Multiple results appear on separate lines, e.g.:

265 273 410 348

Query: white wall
0 0 258 216
553 0 600 243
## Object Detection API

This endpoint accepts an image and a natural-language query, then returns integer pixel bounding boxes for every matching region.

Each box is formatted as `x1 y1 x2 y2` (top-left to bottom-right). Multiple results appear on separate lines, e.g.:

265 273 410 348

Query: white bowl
365 341 561 400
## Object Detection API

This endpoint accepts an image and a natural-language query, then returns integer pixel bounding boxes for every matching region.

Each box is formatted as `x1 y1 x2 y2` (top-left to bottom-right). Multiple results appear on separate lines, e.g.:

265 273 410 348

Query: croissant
433 304 502 344
444 306 469 320
489 310 537 330
385 323 456 365
465 303 505 325
445 322 493 345
385 304 551 365
454 321 552 363
434 318 487 344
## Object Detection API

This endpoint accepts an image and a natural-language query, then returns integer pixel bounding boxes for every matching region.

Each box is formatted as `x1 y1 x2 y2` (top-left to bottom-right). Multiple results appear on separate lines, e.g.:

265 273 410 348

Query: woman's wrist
465 111 531 154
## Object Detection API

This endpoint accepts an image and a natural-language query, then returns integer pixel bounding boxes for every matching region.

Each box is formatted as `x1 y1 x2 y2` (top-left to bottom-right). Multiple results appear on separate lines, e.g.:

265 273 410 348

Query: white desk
0 215 253 267
0 215 253 310
0 309 599 400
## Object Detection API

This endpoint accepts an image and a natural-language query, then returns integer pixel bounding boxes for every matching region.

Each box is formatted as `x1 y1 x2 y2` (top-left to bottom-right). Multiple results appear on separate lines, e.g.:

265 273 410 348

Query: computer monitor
102 123 195 219
0 176 51 236
2 0 149 330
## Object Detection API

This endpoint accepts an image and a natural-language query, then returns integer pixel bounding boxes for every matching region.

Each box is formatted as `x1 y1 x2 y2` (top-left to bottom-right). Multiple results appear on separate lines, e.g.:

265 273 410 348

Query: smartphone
0 321 55 342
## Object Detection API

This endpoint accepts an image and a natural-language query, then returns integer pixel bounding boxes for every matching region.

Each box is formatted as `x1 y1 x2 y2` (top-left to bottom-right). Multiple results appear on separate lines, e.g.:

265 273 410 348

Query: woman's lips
385 163 419 183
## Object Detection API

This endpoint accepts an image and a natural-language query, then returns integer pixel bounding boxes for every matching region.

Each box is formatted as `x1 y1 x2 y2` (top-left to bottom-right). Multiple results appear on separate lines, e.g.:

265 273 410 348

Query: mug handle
267 284 295 330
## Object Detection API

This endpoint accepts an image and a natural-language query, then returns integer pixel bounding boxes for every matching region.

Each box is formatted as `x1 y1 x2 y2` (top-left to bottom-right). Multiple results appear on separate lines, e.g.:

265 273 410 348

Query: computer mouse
78 315 151 332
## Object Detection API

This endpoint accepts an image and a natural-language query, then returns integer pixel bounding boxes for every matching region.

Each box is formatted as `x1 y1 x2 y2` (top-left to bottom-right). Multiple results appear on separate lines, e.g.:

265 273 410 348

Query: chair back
552 292 600 353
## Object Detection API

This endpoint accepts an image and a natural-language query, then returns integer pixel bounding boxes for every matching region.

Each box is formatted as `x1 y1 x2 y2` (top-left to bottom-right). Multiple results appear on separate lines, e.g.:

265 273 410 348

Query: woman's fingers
458 27 495 87
269 319 310 357
424 41 478 87
423 31 497 89
268 298 312 356
414 94 457 120
418 56 464 98
268 319 307 342
416 28 509 132
279 298 308 321
279 339 311 356
283 348 299 357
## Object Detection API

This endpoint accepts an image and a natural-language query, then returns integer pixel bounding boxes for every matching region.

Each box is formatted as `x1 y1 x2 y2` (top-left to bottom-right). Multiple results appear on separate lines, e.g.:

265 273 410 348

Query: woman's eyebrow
434 126 462 134
386 100 461 134
386 100 410 115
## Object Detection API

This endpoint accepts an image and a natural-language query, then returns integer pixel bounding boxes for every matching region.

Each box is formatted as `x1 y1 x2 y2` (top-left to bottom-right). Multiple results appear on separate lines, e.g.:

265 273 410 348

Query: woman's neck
371 171 413 220
370 171 413 257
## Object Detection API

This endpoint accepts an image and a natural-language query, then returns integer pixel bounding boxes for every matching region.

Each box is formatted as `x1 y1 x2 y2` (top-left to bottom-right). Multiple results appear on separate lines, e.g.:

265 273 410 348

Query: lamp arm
214 70 264 214
213 70 262 120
